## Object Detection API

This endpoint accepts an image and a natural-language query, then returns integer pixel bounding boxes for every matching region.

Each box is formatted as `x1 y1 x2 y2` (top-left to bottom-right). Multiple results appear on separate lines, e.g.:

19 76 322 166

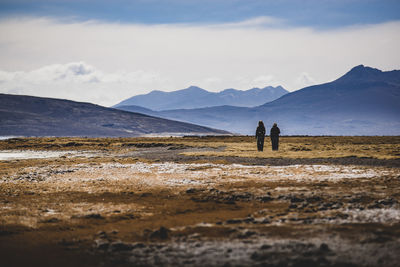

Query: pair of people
255 121 280 151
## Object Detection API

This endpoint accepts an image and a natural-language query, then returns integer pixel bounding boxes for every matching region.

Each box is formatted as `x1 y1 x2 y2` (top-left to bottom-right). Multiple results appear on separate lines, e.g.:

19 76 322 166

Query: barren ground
0 136 399 267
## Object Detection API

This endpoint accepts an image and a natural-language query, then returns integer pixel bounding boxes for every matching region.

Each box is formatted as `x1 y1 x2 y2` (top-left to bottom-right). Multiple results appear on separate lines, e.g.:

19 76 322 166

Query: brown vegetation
0 136 399 266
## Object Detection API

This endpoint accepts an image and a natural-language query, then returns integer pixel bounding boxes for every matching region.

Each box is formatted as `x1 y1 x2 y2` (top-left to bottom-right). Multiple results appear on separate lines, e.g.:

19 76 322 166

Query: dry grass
1 136 399 160
182 136 400 159
1 136 400 266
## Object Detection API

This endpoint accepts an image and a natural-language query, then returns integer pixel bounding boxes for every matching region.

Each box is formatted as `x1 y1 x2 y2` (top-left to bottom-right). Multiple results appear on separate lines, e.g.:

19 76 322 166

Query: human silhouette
270 123 280 151
255 121 266 151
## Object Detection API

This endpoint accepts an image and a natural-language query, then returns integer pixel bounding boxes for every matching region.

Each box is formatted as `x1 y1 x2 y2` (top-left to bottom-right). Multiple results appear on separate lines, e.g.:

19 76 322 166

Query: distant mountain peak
114 85 288 110
349 64 381 73
337 65 383 82
182 86 206 91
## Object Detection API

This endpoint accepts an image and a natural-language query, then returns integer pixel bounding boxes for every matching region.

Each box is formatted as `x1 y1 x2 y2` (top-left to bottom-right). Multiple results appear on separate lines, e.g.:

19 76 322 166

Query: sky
0 0 399 106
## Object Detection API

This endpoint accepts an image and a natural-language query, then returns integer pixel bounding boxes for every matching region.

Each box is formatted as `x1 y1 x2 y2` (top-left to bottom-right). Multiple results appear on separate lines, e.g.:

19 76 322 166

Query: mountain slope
117 65 400 135
114 85 288 110
0 94 228 137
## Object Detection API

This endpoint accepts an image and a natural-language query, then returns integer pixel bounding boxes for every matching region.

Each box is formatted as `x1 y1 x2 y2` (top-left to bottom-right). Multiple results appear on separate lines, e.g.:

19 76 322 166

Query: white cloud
0 17 399 106
0 62 162 84
0 62 167 105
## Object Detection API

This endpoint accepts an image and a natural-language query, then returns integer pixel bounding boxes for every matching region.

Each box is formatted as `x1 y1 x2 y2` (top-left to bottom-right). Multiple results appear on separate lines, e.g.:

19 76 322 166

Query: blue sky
0 0 399 106
1 0 399 28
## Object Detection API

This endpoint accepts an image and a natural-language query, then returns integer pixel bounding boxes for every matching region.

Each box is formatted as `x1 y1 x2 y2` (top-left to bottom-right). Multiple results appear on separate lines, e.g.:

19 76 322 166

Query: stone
319 243 330 252
261 244 272 250
84 213 104 219
290 197 304 203
110 241 133 252
150 226 170 240
186 188 196 194
225 219 242 224
95 239 109 250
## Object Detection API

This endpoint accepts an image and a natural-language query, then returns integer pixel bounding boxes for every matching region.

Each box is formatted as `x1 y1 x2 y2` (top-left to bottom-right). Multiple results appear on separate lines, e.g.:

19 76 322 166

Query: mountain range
0 94 228 137
114 85 288 110
116 65 400 135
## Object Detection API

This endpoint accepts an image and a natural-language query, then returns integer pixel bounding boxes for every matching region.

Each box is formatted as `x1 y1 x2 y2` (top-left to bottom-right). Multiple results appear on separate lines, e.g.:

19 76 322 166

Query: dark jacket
256 125 266 138
270 126 280 137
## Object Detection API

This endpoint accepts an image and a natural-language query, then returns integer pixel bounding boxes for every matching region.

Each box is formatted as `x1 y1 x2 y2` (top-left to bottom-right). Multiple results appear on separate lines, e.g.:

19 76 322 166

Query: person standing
255 121 266 151
270 123 281 151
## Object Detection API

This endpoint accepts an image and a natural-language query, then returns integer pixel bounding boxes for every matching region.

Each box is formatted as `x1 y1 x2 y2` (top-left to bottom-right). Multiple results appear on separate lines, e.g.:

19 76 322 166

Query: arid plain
1 136 400 266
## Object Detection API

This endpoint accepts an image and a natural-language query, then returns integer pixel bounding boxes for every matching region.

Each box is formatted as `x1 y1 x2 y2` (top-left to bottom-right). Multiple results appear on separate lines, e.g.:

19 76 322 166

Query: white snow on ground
0 150 70 160
120 162 395 183
0 150 100 160
344 208 400 224
13 162 397 185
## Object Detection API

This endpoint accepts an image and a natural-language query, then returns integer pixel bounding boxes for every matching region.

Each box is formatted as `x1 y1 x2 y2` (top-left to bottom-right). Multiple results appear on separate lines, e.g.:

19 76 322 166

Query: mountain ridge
0 93 229 137
114 85 288 111
116 65 400 135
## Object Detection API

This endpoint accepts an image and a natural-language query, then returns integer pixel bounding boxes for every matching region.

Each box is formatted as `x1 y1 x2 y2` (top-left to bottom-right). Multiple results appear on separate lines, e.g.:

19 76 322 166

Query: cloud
0 62 98 83
0 62 162 84
0 62 167 105
0 17 399 106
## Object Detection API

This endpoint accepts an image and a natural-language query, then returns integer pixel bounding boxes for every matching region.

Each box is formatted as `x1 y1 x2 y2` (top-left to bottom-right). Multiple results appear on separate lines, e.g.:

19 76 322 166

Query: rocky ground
0 136 399 267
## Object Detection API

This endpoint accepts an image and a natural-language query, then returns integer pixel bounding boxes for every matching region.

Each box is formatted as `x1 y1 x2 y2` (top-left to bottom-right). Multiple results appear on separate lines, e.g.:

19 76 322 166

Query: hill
0 94 228 137
114 85 288 110
117 65 400 135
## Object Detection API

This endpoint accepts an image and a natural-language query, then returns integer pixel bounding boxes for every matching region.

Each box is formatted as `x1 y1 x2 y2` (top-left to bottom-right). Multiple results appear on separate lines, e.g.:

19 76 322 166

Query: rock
186 188 196 194
95 239 109 250
237 230 256 239
367 203 382 209
110 241 133 252
41 217 59 223
188 233 201 239
306 196 322 202
259 196 274 202
231 192 252 201
319 243 330 252
150 226 170 240
84 213 104 219
290 197 304 203
261 218 271 224
132 242 146 249
243 217 255 223
251 251 269 261
59 239 75 247
377 198 396 206
225 219 242 224
96 231 108 239
261 244 271 250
